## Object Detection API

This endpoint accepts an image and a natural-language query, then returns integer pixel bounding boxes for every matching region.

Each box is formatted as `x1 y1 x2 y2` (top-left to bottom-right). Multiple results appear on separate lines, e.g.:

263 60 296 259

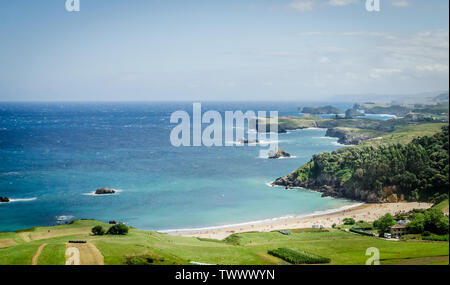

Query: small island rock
94 188 116 195
0 197 10 203
268 148 291 159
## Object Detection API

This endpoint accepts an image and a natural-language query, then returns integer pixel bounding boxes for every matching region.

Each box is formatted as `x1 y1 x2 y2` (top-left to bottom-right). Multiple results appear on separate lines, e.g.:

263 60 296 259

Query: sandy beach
166 202 432 240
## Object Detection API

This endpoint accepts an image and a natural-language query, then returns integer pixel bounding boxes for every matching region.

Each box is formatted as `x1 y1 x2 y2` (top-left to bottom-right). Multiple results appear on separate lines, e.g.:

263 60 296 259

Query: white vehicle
383 233 392 239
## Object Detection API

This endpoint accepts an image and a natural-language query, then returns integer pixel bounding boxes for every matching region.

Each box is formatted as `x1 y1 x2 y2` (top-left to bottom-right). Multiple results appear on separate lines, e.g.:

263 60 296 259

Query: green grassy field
361 123 447 147
1 220 448 265
433 199 449 213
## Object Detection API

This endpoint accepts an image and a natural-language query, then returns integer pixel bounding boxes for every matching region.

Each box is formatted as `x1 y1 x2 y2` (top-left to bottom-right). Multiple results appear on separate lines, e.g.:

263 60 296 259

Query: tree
373 213 396 236
91 225 105 236
407 213 425 234
343 218 355 225
435 217 449 235
107 223 129 235
423 208 449 235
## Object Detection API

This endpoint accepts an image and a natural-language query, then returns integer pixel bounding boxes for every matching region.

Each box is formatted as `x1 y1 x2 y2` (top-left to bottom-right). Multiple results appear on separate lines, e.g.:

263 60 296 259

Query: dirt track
32 243 48 265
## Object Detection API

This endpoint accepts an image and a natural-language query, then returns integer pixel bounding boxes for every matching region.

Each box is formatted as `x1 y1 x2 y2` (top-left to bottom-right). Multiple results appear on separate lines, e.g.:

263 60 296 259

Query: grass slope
0 220 448 265
361 123 447 147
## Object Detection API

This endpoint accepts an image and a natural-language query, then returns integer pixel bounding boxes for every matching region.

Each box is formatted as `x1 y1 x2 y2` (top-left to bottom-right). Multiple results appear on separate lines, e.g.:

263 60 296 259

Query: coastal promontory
273 125 449 203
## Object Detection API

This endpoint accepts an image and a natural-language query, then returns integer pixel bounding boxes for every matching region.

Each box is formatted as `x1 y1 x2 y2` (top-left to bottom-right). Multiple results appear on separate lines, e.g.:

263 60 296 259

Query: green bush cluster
407 208 449 235
373 213 396 236
91 225 106 236
343 218 356 225
422 234 449 241
293 126 449 202
107 223 129 235
268 248 331 264
91 223 129 236
355 222 373 230
350 228 374 236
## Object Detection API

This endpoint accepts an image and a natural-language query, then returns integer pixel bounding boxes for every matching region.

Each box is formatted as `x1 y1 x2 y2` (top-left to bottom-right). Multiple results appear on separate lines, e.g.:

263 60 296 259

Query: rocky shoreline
271 173 381 203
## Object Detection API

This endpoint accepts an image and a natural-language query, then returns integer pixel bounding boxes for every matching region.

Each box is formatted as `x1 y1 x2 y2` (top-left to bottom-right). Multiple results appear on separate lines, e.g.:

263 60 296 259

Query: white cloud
370 30 449 80
328 0 358 6
318 56 330 63
369 68 402 79
288 0 316 12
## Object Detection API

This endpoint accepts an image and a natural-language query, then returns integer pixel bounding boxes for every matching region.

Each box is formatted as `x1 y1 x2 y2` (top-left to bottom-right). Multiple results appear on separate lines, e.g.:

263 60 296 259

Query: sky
0 0 448 101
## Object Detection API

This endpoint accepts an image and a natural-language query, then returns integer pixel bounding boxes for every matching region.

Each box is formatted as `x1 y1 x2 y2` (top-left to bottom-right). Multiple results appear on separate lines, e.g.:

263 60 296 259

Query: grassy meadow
0 219 448 265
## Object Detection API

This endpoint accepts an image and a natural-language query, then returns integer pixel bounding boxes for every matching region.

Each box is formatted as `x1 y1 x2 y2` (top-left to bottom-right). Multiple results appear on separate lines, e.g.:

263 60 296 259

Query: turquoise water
0 102 359 232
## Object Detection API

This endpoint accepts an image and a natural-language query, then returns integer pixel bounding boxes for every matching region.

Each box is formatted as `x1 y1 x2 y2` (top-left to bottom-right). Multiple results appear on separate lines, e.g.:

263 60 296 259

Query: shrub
124 255 154 265
373 213 396 236
407 213 425 234
350 227 375 236
422 234 449 241
268 248 330 264
107 223 129 235
91 225 105 236
343 218 355 225
223 234 241 245
355 222 373 230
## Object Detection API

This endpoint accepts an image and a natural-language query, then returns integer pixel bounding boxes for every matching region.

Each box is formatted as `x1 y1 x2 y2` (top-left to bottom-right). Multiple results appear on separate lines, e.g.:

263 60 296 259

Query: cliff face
325 128 379 145
272 160 382 203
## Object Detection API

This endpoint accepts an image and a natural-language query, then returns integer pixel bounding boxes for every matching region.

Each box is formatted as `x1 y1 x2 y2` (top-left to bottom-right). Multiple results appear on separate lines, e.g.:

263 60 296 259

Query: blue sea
0 102 388 232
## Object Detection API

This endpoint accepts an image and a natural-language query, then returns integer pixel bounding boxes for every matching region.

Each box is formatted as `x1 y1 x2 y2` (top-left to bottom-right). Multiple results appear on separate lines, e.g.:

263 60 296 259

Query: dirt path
65 242 104 265
32 243 48 265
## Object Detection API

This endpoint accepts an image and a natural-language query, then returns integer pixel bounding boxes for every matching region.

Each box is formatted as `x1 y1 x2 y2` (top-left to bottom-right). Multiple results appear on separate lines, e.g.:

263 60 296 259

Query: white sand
167 202 432 240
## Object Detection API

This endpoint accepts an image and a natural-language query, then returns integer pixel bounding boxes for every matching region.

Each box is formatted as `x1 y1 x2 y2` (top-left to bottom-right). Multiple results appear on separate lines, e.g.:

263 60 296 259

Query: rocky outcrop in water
268 148 291 159
0 197 10 203
345 108 365 118
239 138 260 144
95 188 116 195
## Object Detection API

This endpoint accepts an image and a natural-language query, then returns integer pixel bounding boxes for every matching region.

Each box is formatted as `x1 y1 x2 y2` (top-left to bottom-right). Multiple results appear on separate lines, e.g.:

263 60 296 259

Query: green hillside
0 219 448 265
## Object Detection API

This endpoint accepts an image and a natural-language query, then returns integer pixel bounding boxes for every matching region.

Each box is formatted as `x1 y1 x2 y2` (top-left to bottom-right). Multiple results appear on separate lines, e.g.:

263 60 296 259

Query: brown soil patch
0 239 17 248
19 227 92 242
